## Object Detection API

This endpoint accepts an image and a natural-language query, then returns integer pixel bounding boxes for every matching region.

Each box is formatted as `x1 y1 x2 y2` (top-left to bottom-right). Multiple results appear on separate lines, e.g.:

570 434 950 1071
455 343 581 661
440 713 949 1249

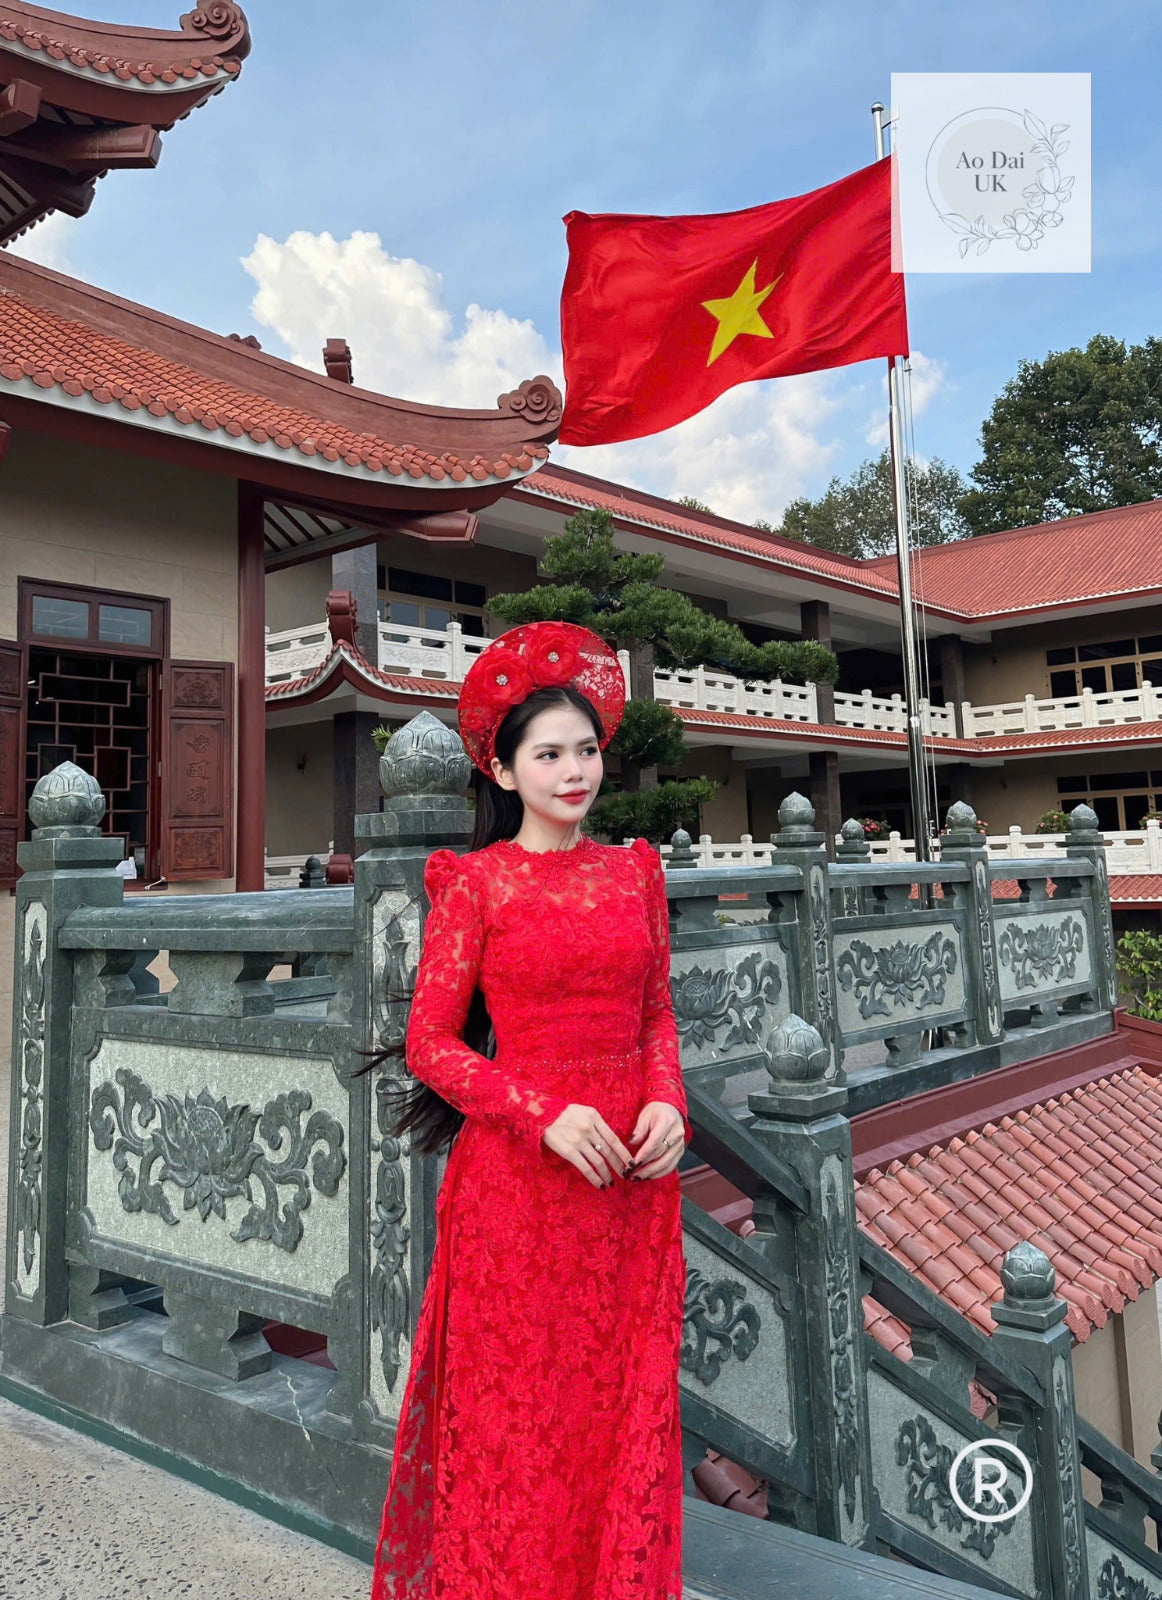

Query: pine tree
488 507 838 842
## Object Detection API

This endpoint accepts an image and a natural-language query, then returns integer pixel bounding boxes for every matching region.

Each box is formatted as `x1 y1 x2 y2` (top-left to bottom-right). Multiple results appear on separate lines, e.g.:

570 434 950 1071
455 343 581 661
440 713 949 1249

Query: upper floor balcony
263 615 1162 741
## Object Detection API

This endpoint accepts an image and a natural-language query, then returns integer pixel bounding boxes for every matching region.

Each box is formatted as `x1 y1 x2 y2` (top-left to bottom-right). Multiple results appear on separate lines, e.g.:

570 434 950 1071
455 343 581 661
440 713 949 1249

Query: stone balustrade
963 681 1160 736
5 743 1144 1596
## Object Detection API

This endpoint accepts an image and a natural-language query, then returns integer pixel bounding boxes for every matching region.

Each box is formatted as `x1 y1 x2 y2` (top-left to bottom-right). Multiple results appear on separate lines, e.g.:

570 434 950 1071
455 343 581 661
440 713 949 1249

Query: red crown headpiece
458 621 627 777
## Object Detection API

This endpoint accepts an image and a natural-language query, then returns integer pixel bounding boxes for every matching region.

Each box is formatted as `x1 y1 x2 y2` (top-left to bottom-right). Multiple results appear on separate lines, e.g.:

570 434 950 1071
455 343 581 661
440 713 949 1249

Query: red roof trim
512 465 1162 627
0 1 250 88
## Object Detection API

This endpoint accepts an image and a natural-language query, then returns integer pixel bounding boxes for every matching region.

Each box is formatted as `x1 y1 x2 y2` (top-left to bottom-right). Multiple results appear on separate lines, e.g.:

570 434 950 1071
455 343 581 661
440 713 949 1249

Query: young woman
368 620 690 1600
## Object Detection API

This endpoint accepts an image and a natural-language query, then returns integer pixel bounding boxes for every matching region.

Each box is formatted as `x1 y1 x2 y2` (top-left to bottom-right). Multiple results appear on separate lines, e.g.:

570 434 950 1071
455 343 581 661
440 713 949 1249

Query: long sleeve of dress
631 837 693 1147
406 849 572 1154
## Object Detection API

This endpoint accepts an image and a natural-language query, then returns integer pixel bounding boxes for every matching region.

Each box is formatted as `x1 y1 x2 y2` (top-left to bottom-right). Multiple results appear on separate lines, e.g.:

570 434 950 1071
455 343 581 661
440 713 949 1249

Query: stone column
990 1241 1090 1600
939 801 1004 1049
800 600 835 723
4 762 124 1327
1064 803 1118 1012
342 710 473 1437
808 750 842 860
331 543 380 662
937 635 968 737
771 793 839 1074
748 1013 872 1545
333 710 383 859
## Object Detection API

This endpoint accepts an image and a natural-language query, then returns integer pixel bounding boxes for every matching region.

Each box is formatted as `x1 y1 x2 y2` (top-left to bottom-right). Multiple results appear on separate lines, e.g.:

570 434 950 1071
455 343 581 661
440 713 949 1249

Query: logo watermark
890 73 1090 272
948 1439 1034 1523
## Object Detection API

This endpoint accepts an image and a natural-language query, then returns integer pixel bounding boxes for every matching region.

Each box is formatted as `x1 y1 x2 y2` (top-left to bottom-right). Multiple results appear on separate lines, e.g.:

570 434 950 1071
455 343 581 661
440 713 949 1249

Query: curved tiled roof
517 466 899 599
856 1063 1162 1345
0 253 562 493
0 1 249 88
518 466 1162 626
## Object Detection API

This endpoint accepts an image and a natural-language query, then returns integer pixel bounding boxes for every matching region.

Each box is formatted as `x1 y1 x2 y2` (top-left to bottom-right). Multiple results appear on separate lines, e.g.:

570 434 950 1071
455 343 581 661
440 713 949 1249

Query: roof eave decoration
0 2 250 90
0 0 249 244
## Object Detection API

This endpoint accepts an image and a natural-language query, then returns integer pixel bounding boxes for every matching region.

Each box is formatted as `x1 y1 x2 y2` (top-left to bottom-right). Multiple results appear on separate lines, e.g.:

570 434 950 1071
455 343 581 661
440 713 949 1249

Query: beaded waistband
495 1046 644 1072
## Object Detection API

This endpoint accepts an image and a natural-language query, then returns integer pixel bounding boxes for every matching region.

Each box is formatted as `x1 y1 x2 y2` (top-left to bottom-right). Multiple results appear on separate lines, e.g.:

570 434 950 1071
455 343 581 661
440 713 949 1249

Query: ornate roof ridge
0 1 250 85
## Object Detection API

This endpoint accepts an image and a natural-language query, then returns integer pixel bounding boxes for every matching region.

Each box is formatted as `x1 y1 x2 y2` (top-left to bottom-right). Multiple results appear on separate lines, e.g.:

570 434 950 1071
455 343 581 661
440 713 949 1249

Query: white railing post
617 648 632 695
447 618 465 678
961 700 975 737
698 832 713 869
1149 819 1162 872
1022 694 1038 732
890 692 904 732
1008 824 1026 858
1081 686 1098 727
1144 680 1157 720
887 830 903 862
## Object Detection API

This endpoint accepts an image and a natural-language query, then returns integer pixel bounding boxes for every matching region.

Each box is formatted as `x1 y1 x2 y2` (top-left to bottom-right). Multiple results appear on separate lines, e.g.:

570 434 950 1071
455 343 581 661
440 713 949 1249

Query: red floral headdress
458 621 627 776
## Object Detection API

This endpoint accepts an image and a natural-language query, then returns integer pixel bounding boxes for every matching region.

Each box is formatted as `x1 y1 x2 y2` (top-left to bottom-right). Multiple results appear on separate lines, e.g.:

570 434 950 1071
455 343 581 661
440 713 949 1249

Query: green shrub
1034 807 1072 834
1116 930 1162 1022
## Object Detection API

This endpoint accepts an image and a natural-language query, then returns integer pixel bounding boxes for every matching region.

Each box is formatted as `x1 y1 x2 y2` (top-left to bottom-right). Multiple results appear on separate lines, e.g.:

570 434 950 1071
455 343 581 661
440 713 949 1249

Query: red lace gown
370 832 692 1600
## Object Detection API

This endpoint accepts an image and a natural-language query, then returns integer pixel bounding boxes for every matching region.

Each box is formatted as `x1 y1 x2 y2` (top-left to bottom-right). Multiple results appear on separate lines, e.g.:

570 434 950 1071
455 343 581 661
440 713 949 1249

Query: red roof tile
517 466 1162 627
518 465 899 599
0 253 560 491
867 497 1162 619
1108 875 1162 906
857 1065 1162 1344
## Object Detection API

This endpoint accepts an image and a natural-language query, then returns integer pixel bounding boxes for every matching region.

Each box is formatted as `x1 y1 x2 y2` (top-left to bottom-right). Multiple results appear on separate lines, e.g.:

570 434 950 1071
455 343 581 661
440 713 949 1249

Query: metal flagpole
871 101 931 863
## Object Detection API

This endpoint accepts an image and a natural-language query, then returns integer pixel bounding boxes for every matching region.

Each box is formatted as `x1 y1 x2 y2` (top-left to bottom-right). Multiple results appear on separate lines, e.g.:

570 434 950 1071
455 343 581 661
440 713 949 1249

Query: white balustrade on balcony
858 819 1162 873
263 618 1161 744
265 622 331 685
376 617 492 680
832 689 957 737
264 844 333 888
963 682 1160 737
657 832 776 867
651 661 817 722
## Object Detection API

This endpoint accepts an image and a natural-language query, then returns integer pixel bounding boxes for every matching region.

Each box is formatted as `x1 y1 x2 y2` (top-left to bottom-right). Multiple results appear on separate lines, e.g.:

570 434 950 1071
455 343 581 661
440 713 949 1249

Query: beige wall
677 745 748 840
963 605 1162 706
2 428 238 895
265 721 335 857
265 559 331 635
970 744 1162 834
1075 1286 1162 1534
0 430 238 661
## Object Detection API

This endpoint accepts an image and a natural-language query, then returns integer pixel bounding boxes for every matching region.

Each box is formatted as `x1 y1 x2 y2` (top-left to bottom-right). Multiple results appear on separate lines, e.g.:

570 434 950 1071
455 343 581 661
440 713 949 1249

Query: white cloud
864 349 948 449
557 373 841 525
6 211 83 276
241 229 558 408
241 226 922 526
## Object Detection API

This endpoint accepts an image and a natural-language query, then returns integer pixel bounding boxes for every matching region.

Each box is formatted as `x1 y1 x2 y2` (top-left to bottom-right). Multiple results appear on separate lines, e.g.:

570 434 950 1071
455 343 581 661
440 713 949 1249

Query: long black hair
352 684 606 1156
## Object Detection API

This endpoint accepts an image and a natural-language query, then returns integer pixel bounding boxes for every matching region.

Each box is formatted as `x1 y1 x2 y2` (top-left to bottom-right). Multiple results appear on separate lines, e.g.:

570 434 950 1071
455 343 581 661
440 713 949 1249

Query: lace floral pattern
371 834 688 1599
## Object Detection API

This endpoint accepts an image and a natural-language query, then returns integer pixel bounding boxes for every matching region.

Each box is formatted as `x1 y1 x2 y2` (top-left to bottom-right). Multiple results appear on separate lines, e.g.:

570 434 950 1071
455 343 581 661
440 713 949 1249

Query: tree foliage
775 449 971 559
489 508 838 686
589 778 717 846
957 334 1162 535
1116 930 1162 1023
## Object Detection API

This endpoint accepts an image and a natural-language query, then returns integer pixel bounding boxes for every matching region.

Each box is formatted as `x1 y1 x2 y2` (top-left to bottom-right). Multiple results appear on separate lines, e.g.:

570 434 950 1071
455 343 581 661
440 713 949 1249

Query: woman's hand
542 1104 634 1189
624 1102 686 1180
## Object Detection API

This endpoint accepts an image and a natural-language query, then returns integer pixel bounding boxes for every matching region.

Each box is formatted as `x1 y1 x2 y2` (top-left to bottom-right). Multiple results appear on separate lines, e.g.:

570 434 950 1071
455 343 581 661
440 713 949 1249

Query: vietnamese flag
559 155 908 447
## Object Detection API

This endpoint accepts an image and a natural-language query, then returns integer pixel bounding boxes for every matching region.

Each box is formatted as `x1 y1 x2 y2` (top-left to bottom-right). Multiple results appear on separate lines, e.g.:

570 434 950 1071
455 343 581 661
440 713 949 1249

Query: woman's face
491 702 604 830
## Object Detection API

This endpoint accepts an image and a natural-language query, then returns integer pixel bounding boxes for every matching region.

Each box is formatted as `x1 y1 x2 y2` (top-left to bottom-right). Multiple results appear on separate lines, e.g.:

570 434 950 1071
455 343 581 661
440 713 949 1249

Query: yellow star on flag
701 261 783 367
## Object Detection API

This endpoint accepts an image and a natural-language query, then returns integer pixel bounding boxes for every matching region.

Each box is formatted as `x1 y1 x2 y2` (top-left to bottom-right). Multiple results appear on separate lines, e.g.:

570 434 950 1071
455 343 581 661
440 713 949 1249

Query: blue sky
17 0 1161 525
